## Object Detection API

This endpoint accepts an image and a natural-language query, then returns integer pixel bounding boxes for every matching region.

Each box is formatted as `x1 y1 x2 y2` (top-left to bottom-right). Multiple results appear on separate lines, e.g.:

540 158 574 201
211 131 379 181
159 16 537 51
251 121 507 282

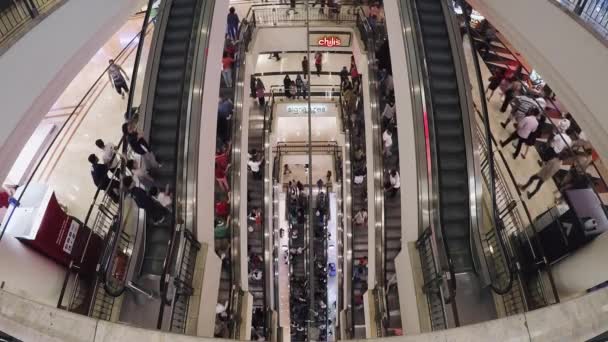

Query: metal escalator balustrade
412 0 474 276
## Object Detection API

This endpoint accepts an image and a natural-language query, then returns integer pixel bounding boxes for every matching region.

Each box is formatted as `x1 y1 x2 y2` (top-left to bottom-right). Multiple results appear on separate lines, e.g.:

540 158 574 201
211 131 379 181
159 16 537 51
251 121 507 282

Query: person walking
501 96 545 128
302 56 309 79
500 110 539 159
107 59 130 99
314 52 323 77
500 80 523 113
222 52 235 88
295 74 304 99
520 115 546 159
519 158 562 199
255 78 266 107
123 176 170 224
95 139 120 170
350 56 359 82
226 7 240 41
122 122 161 169
485 68 505 100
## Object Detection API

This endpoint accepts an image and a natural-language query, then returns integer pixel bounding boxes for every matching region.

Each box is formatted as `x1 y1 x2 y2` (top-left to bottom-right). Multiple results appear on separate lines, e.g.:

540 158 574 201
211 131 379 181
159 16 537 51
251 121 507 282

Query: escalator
141 0 200 282
412 0 473 274
288 187 308 341
247 105 266 327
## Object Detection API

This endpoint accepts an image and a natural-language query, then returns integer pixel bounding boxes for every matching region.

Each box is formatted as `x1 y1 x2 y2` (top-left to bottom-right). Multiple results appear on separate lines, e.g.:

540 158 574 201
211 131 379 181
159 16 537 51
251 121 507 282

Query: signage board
286 103 329 114
309 31 352 47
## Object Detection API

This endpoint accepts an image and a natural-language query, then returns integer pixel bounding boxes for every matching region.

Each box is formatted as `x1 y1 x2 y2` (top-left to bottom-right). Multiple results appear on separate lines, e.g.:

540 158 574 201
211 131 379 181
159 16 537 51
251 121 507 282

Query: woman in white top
354 208 368 226
386 169 400 197
382 129 393 156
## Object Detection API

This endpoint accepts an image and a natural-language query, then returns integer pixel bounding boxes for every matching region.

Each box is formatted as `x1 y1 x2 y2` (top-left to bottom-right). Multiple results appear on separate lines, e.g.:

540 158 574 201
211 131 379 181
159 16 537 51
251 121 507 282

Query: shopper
500 110 539 159
283 74 292 98
88 154 120 203
386 169 401 197
122 122 160 169
340 66 349 84
295 74 304 99
499 80 523 113
227 7 239 41
485 68 505 101
314 52 323 77
290 80 297 100
519 158 561 199
250 75 257 98
215 162 230 192
255 78 266 107
381 99 396 129
354 208 368 226
382 128 393 156
95 139 120 170
248 155 263 180
215 194 230 218
149 184 172 209
500 96 545 128
520 115 546 159
302 56 309 79
222 52 235 88
123 176 170 224
217 97 234 142
126 159 154 189
107 59 130 99
326 170 332 183
287 0 297 14
215 217 231 239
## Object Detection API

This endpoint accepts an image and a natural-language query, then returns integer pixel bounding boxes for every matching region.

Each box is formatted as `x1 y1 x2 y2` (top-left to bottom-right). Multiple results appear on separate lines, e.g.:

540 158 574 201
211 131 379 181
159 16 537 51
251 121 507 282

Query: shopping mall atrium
0 0 607 341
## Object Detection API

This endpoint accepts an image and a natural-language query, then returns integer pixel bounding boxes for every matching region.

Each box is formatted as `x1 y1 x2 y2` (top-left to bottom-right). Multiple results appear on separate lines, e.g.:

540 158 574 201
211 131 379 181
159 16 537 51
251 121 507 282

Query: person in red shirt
215 162 230 192
215 144 231 171
222 52 235 88
215 194 230 218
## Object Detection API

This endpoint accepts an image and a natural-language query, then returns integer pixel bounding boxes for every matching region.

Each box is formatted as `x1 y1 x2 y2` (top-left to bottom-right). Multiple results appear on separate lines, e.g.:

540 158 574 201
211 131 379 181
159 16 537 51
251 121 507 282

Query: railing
0 0 62 47
250 3 358 27
553 0 608 39
415 228 448 330
462 0 560 314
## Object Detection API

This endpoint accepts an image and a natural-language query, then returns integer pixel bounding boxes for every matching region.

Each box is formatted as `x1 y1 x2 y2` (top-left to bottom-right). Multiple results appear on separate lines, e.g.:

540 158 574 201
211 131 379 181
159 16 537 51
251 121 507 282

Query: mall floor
0 15 149 308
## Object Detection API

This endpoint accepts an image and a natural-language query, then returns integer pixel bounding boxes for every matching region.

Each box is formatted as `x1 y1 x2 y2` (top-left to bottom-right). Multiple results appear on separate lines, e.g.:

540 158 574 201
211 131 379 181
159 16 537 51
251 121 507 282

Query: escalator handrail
459 1 515 295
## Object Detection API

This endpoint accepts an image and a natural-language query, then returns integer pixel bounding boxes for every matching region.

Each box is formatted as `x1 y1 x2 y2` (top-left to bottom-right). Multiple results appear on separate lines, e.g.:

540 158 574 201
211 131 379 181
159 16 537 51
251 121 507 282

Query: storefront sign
309 31 351 47
286 103 328 114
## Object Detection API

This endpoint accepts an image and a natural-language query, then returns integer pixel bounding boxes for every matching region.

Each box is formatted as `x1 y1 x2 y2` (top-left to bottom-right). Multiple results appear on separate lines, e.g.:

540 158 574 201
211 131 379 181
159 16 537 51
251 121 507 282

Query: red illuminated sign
318 36 342 47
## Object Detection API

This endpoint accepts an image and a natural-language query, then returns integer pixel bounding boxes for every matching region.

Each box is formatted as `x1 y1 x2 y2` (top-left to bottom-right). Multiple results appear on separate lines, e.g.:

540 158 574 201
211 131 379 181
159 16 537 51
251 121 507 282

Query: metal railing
251 3 358 27
0 0 61 47
554 0 608 39
415 228 448 330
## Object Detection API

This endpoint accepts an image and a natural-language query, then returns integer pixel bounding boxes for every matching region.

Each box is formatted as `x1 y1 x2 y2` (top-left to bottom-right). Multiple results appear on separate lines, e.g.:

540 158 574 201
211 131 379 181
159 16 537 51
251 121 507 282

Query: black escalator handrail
459 3 514 295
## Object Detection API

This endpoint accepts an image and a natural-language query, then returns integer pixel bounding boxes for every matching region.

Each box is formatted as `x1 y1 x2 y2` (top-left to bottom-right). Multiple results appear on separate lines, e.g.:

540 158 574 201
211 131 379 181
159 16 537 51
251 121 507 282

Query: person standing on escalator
221 52 235 88
226 7 239 41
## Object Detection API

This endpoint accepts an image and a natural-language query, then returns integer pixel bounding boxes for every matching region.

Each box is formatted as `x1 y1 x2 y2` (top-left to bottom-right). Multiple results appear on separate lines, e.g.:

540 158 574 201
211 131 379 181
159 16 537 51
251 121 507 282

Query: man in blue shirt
227 7 239 41
217 97 234 142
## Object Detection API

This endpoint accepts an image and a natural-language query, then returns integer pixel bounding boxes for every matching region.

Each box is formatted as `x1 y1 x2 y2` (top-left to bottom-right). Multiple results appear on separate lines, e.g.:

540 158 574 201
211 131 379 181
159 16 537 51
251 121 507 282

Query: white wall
0 0 142 183
468 0 608 160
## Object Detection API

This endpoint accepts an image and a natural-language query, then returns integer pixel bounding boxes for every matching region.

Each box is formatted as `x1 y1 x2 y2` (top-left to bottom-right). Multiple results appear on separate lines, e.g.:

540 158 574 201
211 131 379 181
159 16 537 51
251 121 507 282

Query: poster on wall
309 31 352 48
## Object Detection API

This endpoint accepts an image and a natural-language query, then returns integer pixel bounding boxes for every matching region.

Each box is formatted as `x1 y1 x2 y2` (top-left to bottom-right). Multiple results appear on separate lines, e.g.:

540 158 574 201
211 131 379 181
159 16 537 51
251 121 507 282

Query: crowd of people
87 109 172 226
214 12 241 338
475 20 595 200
